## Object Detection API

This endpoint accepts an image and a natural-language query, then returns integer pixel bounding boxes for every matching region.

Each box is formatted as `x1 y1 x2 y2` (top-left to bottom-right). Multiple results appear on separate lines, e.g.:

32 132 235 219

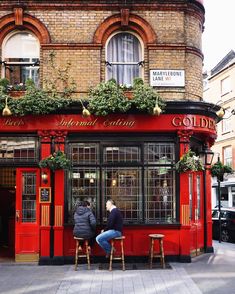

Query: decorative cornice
177 130 193 143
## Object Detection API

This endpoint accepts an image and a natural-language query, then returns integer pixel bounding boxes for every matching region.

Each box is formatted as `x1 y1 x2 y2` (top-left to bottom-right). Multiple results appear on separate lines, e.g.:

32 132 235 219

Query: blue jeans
96 230 122 254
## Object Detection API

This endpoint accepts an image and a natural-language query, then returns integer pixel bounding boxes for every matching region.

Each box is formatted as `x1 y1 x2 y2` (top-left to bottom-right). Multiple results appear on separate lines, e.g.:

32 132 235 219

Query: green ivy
88 80 131 116
131 78 166 114
8 84 72 116
87 78 166 116
39 150 71 171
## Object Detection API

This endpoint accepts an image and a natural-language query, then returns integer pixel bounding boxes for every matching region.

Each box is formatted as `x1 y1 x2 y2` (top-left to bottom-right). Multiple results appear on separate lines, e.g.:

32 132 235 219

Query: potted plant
175 149 204 173
210 161 233 181
39 150 71 171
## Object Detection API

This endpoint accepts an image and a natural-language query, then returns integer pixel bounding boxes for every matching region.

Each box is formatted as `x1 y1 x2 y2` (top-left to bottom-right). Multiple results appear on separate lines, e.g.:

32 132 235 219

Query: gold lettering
4 118 24 126
103 119 135 128
182 117 191 127
57 118 97 127
172 117 181 126
172 116 216 130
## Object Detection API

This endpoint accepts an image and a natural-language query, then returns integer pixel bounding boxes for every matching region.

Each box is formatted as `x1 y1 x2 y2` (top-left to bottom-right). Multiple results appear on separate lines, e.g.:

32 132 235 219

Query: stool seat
149 234 165 239
149 234 165 269
74 237 91 270
109 236 125 271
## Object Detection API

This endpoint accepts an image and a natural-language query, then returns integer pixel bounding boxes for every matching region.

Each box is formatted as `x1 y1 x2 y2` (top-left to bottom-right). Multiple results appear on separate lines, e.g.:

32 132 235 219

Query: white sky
202 0 235 71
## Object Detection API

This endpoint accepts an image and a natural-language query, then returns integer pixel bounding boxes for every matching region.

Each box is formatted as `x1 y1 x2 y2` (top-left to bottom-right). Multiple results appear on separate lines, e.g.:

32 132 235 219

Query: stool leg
74 240 79 271
109 240 114 271
121 239 125 271
149 238 154 269
84 240 90 270
160 239 165 269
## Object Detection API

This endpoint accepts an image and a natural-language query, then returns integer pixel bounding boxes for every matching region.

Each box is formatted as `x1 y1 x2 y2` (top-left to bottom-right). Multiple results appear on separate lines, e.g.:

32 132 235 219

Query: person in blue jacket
73 201 96 249
96 199 123 257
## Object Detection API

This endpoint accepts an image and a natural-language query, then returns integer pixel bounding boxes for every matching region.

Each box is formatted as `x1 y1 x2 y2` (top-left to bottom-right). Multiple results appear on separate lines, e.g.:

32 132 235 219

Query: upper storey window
221 76 231 97
2 32 40 87
106 32 143 87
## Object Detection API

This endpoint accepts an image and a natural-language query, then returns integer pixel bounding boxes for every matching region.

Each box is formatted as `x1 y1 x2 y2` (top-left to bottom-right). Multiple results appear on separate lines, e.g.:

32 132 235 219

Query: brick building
0 0 220 264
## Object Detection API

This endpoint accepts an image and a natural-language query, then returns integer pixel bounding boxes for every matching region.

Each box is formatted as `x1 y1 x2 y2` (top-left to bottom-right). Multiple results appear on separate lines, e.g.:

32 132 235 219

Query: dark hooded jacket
73 206 96 239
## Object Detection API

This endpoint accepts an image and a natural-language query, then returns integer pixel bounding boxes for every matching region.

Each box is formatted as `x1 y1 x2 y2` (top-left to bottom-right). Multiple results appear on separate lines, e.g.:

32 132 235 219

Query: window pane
68 167 99 224
22 172 36 223
107 33 141 86
0 137 38 162
221 76 230 96
196 175 201 219
145 168 176 223
144 143 175 164
223 146 232 166
69 143 99 164
3 33 40 86
5 62 39 86
107 64 140 86
4 33 39 58
103 167 142 223
104 146 140 163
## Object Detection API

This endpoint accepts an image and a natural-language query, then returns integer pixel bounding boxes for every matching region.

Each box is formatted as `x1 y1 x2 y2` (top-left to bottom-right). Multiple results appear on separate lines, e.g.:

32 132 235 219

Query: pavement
0 240 234 294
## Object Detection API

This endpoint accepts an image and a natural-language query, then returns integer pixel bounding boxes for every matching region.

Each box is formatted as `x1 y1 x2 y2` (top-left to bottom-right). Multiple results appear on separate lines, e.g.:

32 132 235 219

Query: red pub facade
0 0 218 264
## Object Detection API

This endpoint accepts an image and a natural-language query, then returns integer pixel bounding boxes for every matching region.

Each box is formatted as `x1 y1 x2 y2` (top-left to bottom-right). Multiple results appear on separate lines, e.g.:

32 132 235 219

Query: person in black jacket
96 199 123 257
73 201 96 248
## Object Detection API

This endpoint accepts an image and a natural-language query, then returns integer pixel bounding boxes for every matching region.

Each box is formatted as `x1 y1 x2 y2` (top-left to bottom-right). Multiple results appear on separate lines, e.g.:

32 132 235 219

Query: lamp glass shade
199 148 214 166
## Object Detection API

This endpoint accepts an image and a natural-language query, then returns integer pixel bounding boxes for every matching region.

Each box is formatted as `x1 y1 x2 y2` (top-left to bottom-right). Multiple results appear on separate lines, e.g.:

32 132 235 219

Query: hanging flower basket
210 161 233 181
175 149 204 173
39 150 71 171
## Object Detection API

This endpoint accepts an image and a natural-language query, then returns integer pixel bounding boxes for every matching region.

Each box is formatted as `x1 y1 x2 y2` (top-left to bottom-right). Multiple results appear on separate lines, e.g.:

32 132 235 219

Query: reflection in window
145 168 175 223
106 33 142 86
2 32 40 87
104 167 142 223
144 143 175 164
104 146 140 162
0 137 38 162
69 143 99 164
68 167 99 223
67 140 176 225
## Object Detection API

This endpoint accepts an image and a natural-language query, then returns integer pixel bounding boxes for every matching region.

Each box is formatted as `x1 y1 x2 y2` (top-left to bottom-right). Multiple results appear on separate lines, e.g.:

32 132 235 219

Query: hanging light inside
153 98 162 116
80 99 91 117
2 97 12 116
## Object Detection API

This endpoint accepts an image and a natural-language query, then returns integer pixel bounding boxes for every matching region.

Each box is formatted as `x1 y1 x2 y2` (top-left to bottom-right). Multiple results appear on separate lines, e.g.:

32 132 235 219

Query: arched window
106 32 143 86
2 32 40 87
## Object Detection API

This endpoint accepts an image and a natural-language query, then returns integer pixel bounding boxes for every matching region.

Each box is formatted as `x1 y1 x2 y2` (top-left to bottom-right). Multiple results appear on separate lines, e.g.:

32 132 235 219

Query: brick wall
0 1 204 101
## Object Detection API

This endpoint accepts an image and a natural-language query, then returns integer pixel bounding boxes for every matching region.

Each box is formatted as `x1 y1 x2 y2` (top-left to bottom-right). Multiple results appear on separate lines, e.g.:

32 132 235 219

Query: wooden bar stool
74 237 91 270
109 236 125 271
149 234 165 269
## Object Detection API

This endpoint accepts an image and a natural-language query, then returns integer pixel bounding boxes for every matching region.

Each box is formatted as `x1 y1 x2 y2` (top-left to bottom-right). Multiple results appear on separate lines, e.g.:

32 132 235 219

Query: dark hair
77 201 90 207
106 199 115 205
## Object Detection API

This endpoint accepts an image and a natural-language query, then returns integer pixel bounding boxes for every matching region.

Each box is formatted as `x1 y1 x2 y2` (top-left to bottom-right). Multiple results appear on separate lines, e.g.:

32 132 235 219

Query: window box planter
9 91 26 98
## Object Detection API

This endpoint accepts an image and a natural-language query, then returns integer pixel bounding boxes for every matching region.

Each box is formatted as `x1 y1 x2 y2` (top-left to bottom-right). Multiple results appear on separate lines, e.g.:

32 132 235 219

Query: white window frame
223 146 232 167
105 31 144 86
222 116 232 134
221 76 231 96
